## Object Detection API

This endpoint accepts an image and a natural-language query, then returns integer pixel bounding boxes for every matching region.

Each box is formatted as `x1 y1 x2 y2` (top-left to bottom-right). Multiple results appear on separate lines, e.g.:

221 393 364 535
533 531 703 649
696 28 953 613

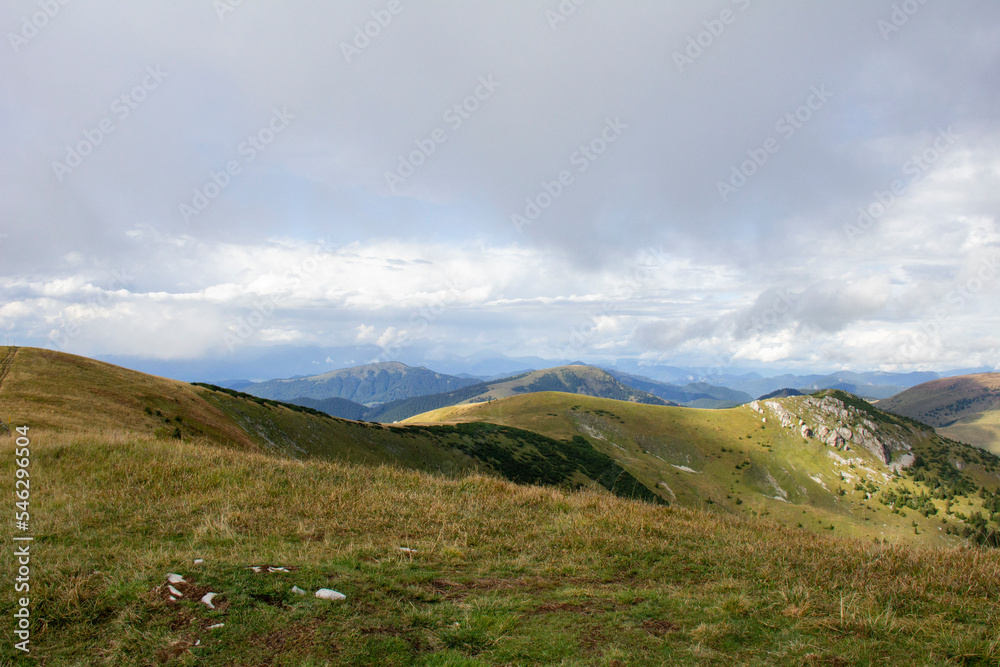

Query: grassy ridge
0 349 659 501
0 347 260 449
3 430 1000 665
194 385 660 500
408 392 1000 549
369 366 669 424
940 411 1000 455
880 373 1000 454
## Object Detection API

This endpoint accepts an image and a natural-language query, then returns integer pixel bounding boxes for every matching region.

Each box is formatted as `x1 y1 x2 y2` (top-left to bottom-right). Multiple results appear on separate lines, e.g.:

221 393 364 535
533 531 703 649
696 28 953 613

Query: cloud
1 1 998 372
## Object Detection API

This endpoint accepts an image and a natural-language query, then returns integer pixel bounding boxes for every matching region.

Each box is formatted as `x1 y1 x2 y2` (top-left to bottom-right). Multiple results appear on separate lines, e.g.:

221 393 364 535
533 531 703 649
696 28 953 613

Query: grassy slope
407 392 1000 549
0 346 260 450
0 347 657 501
368 365 670 424
880 373 1000 454
940 411 1000 455
3 430 1000 666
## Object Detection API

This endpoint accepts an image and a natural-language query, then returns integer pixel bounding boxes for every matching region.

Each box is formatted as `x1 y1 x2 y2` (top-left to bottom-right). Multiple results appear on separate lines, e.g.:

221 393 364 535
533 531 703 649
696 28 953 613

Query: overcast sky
2 0 999 375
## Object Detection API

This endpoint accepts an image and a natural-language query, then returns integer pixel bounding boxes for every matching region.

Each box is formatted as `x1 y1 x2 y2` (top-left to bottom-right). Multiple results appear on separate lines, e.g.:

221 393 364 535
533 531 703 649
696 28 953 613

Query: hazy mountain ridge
371 366 673 422
281 365 675 423
704 370 942 400
605 369 753 408
243 361 480 405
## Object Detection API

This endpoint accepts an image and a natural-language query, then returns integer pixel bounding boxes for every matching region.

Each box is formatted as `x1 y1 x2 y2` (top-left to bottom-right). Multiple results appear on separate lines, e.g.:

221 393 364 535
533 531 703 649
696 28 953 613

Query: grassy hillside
366 365 672 424
0 347 658 503
243 361 480 405
880 372 1000 454
3 430 1000 665
408 391 1000 549
940 411 1000 456
286 395 371 421
0 346 261 449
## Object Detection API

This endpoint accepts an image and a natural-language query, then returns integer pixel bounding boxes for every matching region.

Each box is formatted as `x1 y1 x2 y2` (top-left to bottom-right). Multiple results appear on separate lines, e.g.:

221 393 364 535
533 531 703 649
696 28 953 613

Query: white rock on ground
166 573 186 585
167 585 183 598
315 588 346 601
398 547 417 553
291 586 306 595
193 559 204 565
207 623 225 630
201 592 217 609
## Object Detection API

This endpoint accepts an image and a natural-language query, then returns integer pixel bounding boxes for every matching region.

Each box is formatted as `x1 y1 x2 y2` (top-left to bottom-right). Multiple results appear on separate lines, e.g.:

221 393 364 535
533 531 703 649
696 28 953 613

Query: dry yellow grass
2 428 999 665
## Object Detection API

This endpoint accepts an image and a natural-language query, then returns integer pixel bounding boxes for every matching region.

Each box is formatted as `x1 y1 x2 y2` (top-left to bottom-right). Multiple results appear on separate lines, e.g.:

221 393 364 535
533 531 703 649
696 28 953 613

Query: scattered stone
315 588 346 601
207 623 225 630
268 566 290 573
201 592 217 609
166 573 186 585
398 547 417 554
801 424 813 439
291 586 306 595
193 559 204 565
168 585 183 598
248 566 263 573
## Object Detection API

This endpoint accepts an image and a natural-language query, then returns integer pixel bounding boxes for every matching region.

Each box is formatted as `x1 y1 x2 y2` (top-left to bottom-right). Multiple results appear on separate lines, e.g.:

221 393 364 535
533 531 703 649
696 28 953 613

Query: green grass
407 392 1000 549
879 372 1000 455
4 430 1000 665
939 410 1000 455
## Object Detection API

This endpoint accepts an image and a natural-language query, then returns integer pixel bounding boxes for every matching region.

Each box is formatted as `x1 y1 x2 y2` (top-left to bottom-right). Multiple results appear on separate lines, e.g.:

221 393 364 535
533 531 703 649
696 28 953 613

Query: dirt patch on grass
641 618 678 636
155 638 197 663
255 621 332 663
532 600 614 615
579 626 611 654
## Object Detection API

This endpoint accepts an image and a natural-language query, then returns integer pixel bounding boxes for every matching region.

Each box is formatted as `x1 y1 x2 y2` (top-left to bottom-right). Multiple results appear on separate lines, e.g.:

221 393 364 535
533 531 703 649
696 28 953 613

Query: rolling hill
358 365 674 423
242 361 480 405
880 372 1000 454
5 346 997 549
3 346 1000 663
0 347 657 501
408 390 1000 548
6 430 1000 664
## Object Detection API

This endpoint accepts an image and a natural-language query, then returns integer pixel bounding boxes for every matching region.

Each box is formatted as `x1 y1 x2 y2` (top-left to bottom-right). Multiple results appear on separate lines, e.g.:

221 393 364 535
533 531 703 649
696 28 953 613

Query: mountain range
240 361 480 405
273 364 675 422
4 345 1000 663
98 345 984 400
5 346 997 550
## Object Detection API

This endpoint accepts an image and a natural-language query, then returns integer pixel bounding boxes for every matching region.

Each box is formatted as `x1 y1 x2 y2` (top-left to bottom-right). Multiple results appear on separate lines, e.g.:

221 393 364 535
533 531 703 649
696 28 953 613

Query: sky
2 0 999 377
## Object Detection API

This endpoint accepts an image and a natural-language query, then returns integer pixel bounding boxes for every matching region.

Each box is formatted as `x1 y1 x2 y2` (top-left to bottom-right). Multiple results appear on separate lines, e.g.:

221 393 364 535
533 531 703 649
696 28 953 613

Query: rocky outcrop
764 401 795 428
764 394 914 467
